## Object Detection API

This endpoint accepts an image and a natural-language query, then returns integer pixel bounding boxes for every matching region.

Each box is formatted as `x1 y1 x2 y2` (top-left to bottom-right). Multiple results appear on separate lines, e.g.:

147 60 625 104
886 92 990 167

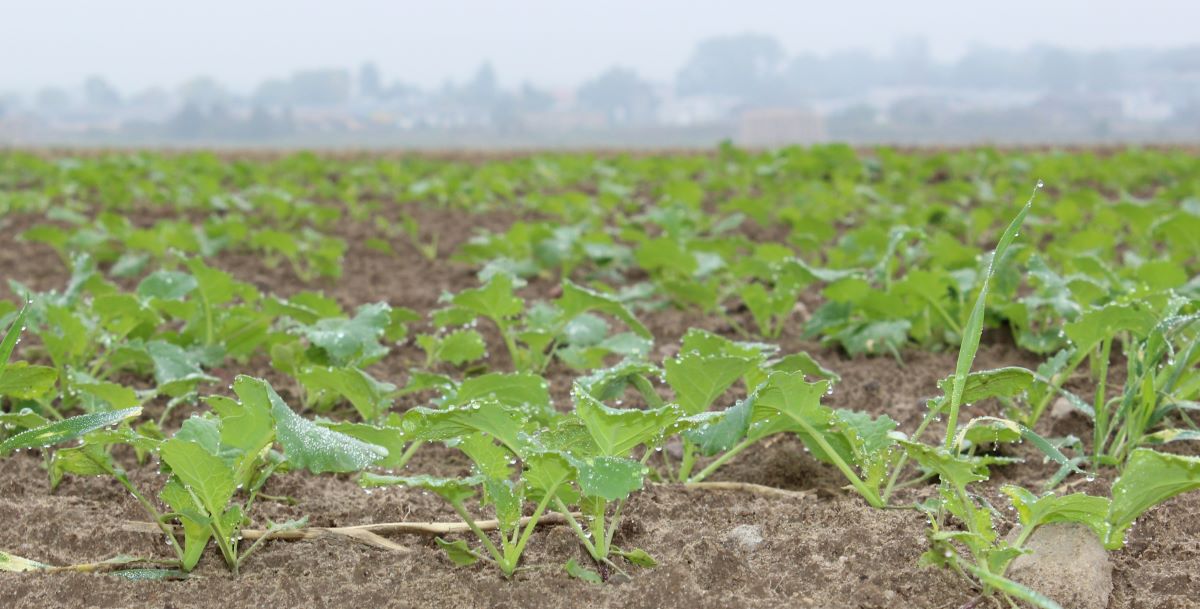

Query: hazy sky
2 0 1198 93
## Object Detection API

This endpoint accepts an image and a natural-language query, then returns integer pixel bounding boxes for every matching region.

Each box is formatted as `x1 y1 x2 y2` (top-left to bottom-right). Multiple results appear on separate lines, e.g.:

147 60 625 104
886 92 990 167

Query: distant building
735 107 827 147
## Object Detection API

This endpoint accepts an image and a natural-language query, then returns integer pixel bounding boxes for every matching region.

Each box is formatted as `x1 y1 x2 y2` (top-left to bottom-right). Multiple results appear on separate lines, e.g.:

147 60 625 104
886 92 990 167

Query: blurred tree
786 50 884 97
518 82 555 112
677 33 785 98
462 62 500 106
179 77 230 107
255 69 350 106
1033 46 1083 92
165 102 208 138
36 87 73 114
578 67 656 124
289 69 351 105
359 62 383 99
83 76 122 108
891 37 934 85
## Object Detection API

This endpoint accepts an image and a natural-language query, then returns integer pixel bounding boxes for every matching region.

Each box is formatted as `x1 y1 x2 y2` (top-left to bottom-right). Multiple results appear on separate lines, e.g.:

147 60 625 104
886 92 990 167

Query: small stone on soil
1049 396 1079 420
1007 523 1112 609
723 524 764 553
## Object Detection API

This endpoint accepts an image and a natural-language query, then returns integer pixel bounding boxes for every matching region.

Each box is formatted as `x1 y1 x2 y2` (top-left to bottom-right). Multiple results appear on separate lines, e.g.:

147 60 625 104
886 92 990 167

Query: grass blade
0 407 142 456
0 304 30 376
944 187 1036 449
962 562 1063 609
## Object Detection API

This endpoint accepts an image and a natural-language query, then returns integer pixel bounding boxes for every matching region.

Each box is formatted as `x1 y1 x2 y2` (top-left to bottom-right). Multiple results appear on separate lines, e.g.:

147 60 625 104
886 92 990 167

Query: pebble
1007 523 1112 609
723 524 764 553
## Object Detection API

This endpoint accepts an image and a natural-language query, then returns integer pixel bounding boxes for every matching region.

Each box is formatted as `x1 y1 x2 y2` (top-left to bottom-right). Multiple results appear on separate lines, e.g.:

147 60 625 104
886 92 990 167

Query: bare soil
1 204 1197 609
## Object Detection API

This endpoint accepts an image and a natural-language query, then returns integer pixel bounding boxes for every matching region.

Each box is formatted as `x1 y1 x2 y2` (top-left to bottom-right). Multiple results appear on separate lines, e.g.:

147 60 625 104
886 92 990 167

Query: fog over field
2 0 1198 146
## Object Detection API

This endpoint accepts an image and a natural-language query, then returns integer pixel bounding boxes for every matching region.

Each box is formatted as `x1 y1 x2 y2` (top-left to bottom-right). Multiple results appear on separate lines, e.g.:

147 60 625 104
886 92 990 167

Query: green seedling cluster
2 148 1198 607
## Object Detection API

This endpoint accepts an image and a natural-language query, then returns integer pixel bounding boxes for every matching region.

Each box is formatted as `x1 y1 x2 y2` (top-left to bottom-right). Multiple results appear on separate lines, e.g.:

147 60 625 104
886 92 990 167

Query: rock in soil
1007 523 1112 609
723 524 764 553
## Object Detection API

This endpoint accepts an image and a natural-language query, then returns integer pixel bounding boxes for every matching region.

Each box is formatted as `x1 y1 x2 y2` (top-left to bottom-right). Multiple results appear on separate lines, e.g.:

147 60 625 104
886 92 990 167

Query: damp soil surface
1 203 1198 609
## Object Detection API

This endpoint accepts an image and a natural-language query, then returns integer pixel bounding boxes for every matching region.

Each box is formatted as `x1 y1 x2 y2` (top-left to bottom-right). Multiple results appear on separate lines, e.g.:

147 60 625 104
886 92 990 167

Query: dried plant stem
679 481 816 500
121 512 579 553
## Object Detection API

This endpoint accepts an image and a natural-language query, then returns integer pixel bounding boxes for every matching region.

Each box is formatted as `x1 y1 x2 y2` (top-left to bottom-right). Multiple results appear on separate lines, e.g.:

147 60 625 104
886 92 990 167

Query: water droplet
1036 179 1044 189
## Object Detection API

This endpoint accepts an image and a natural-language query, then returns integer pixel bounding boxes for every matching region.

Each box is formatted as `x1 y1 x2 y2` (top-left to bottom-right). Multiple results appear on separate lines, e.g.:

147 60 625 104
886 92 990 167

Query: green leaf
1144 429 1200 444
0 364 58 399
564 558 602 584
461 433 515 480
635 238 696 276
838 319 911 357
558 280 651 339
0 408 47 430
175 416 221 454
961 418 1023 446
435 538 482 567
575 360 661 403
1107 448 1200 549
185 257 236 308
664 353 754 415
419 330 487 366
360 473 481 504
1064 302 1159 355
145 340 217 397
562 313 609 346
937 367 1035 404
453 274 523 321
446 372 553 420
240 376 387 473
685 394 756 456
213 378 275 455
945 198 1031 449
614 547 657 567
752 372 847 463
302 302 392 366
679 328 774 361
0 304 29 373
320 420 409 469
75 381 139 411
160 438 237 517
574 388 680 456
110 569 188 581
159 477 213 571
297 366 395 421
1001 485 1110 543
402 400 528 455
768 352 841 383
900 441 988 490
834 409 898 485
483 478 523 531
1018 424 1084 475
571 455 647 501
0 407 142 456
229 378 384 472
524 451 576 495
50 443 115 488
136 270 197 300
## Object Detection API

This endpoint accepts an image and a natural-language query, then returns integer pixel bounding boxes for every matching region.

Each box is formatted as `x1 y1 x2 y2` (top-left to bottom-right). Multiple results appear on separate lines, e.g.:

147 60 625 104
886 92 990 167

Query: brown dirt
1 203 1198 609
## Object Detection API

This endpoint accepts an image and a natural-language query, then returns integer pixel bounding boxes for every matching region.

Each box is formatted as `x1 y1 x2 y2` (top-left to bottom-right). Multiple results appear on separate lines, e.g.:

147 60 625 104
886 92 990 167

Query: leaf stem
553 497 600 559
449 500 505 568
686 436 756 484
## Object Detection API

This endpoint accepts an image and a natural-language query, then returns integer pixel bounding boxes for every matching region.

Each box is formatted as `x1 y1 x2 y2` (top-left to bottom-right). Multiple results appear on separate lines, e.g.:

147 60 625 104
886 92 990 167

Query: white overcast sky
2 0 1197 93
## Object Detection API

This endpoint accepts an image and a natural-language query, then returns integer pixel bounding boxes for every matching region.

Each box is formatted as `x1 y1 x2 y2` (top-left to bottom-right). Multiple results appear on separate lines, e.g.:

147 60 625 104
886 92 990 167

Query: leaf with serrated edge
236 376 387 473
1107 449 1200 549
665 353 753 415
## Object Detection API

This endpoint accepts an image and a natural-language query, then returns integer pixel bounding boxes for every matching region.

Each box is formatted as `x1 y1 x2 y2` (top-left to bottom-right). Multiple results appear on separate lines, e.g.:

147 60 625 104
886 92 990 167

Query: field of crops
1 147 1198 609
